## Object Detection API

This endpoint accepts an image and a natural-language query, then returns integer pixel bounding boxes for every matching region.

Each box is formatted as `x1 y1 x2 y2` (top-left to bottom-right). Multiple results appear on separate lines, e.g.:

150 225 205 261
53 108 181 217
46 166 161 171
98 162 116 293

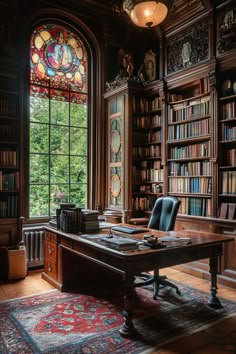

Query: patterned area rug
0 283 235 354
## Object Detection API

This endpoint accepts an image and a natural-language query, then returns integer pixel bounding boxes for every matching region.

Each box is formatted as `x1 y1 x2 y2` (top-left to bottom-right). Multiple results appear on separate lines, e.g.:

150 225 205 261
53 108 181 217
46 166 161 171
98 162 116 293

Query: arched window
29 23 89 218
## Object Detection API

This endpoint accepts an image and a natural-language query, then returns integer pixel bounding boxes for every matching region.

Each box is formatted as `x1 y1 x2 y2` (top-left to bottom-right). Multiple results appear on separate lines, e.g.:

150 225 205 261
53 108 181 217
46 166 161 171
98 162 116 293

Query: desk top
44 224 233 257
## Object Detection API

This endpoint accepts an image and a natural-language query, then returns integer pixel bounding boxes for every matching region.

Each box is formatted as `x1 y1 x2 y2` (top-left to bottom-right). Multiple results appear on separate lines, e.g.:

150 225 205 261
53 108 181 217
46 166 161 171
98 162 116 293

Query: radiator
22 227 44 268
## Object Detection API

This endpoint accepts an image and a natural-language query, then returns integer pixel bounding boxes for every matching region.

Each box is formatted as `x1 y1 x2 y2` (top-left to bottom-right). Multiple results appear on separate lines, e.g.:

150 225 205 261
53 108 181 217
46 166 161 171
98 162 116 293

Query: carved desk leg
208 256 222 309
119 274 136 337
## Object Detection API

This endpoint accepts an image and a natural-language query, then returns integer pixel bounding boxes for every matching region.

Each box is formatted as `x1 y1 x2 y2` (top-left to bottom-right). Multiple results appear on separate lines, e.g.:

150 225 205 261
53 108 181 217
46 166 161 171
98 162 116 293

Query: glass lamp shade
123 0 169 28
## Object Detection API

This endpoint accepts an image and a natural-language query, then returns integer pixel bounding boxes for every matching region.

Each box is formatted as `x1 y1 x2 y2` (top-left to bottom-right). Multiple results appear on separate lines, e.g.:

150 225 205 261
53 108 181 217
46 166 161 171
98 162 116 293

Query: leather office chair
138 196 181 299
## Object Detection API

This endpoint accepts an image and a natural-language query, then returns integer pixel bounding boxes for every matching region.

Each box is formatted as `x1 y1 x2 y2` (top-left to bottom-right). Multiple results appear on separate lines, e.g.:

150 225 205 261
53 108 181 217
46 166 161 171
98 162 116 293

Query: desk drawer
45 240 57 261
44 258 57 279
45 231 57 242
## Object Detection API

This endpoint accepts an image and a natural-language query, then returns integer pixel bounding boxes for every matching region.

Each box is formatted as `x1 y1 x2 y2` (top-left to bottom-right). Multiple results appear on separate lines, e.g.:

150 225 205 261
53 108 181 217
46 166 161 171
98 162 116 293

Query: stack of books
101 236 139 251
81 209 100 232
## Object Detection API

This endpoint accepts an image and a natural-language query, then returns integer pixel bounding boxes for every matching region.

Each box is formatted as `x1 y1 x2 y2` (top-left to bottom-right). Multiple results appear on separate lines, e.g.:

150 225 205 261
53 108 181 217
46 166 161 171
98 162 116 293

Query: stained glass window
29 24 89 218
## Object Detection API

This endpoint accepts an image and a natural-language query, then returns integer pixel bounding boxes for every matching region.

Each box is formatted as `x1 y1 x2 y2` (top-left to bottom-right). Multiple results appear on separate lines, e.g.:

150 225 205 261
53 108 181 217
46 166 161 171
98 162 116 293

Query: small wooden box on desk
1 246 27 280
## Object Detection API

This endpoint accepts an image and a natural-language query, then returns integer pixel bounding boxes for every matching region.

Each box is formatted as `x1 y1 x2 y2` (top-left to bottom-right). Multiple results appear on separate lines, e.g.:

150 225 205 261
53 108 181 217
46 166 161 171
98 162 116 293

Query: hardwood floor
0 267 235 353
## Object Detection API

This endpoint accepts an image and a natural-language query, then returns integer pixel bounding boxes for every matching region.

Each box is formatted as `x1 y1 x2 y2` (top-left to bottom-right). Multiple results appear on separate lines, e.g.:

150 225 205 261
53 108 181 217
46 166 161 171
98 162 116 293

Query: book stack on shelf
219 202 236 220
81 209 100 232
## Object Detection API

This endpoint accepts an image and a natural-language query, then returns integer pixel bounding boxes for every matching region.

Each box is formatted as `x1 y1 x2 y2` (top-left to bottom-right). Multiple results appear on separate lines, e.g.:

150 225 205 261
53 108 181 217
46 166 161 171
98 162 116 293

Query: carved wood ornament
167 20 209 74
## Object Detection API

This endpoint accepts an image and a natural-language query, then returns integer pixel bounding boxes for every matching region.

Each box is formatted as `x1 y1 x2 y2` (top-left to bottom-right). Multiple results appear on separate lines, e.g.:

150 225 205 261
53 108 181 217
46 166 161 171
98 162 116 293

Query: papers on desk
158 236 191 247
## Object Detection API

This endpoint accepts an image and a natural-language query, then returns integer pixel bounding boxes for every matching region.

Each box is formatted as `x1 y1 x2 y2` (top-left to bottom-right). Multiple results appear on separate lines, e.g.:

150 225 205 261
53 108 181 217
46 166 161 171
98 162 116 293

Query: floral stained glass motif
30 24 87 97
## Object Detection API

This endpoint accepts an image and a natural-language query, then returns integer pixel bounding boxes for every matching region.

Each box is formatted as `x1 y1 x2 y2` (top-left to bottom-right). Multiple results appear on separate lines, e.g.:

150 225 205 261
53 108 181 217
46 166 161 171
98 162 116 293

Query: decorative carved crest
167 20 209 74
217 5 236 54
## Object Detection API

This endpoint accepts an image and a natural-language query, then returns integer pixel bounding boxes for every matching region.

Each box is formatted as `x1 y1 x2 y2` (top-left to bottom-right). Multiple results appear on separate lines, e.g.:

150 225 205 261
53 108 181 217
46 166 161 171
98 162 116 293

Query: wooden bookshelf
218 78 236 221
167 79 213 217
132 86 163 216
0 73 20 245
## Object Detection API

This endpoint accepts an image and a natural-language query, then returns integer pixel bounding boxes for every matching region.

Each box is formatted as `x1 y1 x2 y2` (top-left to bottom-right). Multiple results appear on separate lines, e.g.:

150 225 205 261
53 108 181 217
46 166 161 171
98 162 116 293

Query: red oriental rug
0 283 235 353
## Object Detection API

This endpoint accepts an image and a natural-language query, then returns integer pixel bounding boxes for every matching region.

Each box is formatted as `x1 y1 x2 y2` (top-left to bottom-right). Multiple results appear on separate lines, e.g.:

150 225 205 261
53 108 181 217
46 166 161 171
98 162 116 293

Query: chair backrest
148 196 181 231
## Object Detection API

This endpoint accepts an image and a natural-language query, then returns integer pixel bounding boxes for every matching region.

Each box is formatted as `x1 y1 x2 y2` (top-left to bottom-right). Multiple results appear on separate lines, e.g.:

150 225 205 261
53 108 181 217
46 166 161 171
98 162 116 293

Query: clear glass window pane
30 96 49 124
50 125 69 154
51 155 69 183
30 185 49 217
70 156 87 183
50 184 69 215
30 154 49 183
51 99 69 125
70 184 87 208
70 102 87 127
30 123 49 153
70 128 87 155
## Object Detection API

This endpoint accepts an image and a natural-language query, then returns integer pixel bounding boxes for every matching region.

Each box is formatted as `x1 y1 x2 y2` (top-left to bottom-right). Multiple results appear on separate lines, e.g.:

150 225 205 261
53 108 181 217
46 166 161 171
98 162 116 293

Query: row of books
168 79 209 103
144 130 162 143
168 97 210 123
178 196 212 217
133 96 161 113
136 160 161 169
221 101 236 120
169 141 210 159
222 148 236 166
0 97 16 115
134 168 163 183
219 202 236 219
221 171 236 194
133 114 161 129
169 161 212 176
132 195 156 211
168 118 210 140
0 195 18 217
133 145 161 159
169 176 212 194
221 125 236 141
0 171 19 191
0 151 17 167
0 124 17 140
137 182 163 193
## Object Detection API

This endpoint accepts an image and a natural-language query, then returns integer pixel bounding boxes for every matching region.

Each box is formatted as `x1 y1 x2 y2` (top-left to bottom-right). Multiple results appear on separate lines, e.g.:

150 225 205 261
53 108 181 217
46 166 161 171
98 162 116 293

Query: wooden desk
42 225 233 337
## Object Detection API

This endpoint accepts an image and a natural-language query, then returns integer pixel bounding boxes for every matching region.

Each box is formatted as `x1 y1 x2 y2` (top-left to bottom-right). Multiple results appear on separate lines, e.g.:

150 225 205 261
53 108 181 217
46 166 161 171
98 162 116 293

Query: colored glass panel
30 24 87 94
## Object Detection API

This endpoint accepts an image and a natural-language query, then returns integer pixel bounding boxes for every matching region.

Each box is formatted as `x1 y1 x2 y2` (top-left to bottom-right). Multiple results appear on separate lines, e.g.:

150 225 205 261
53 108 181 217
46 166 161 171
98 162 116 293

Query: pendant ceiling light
123 0 171 28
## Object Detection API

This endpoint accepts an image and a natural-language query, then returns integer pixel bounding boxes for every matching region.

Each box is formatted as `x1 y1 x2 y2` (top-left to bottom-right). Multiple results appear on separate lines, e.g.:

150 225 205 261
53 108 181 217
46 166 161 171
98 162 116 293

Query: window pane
70 102 87 127
29 23 89 218
70 127 87 155
70 156 87 183
30 154 49 183
51 155 69 183
70 184 87 208
30 185 49 217
30 123 49 153
51 99 69 125
30 96 49 123
50 184 69 215
50 126 69 154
